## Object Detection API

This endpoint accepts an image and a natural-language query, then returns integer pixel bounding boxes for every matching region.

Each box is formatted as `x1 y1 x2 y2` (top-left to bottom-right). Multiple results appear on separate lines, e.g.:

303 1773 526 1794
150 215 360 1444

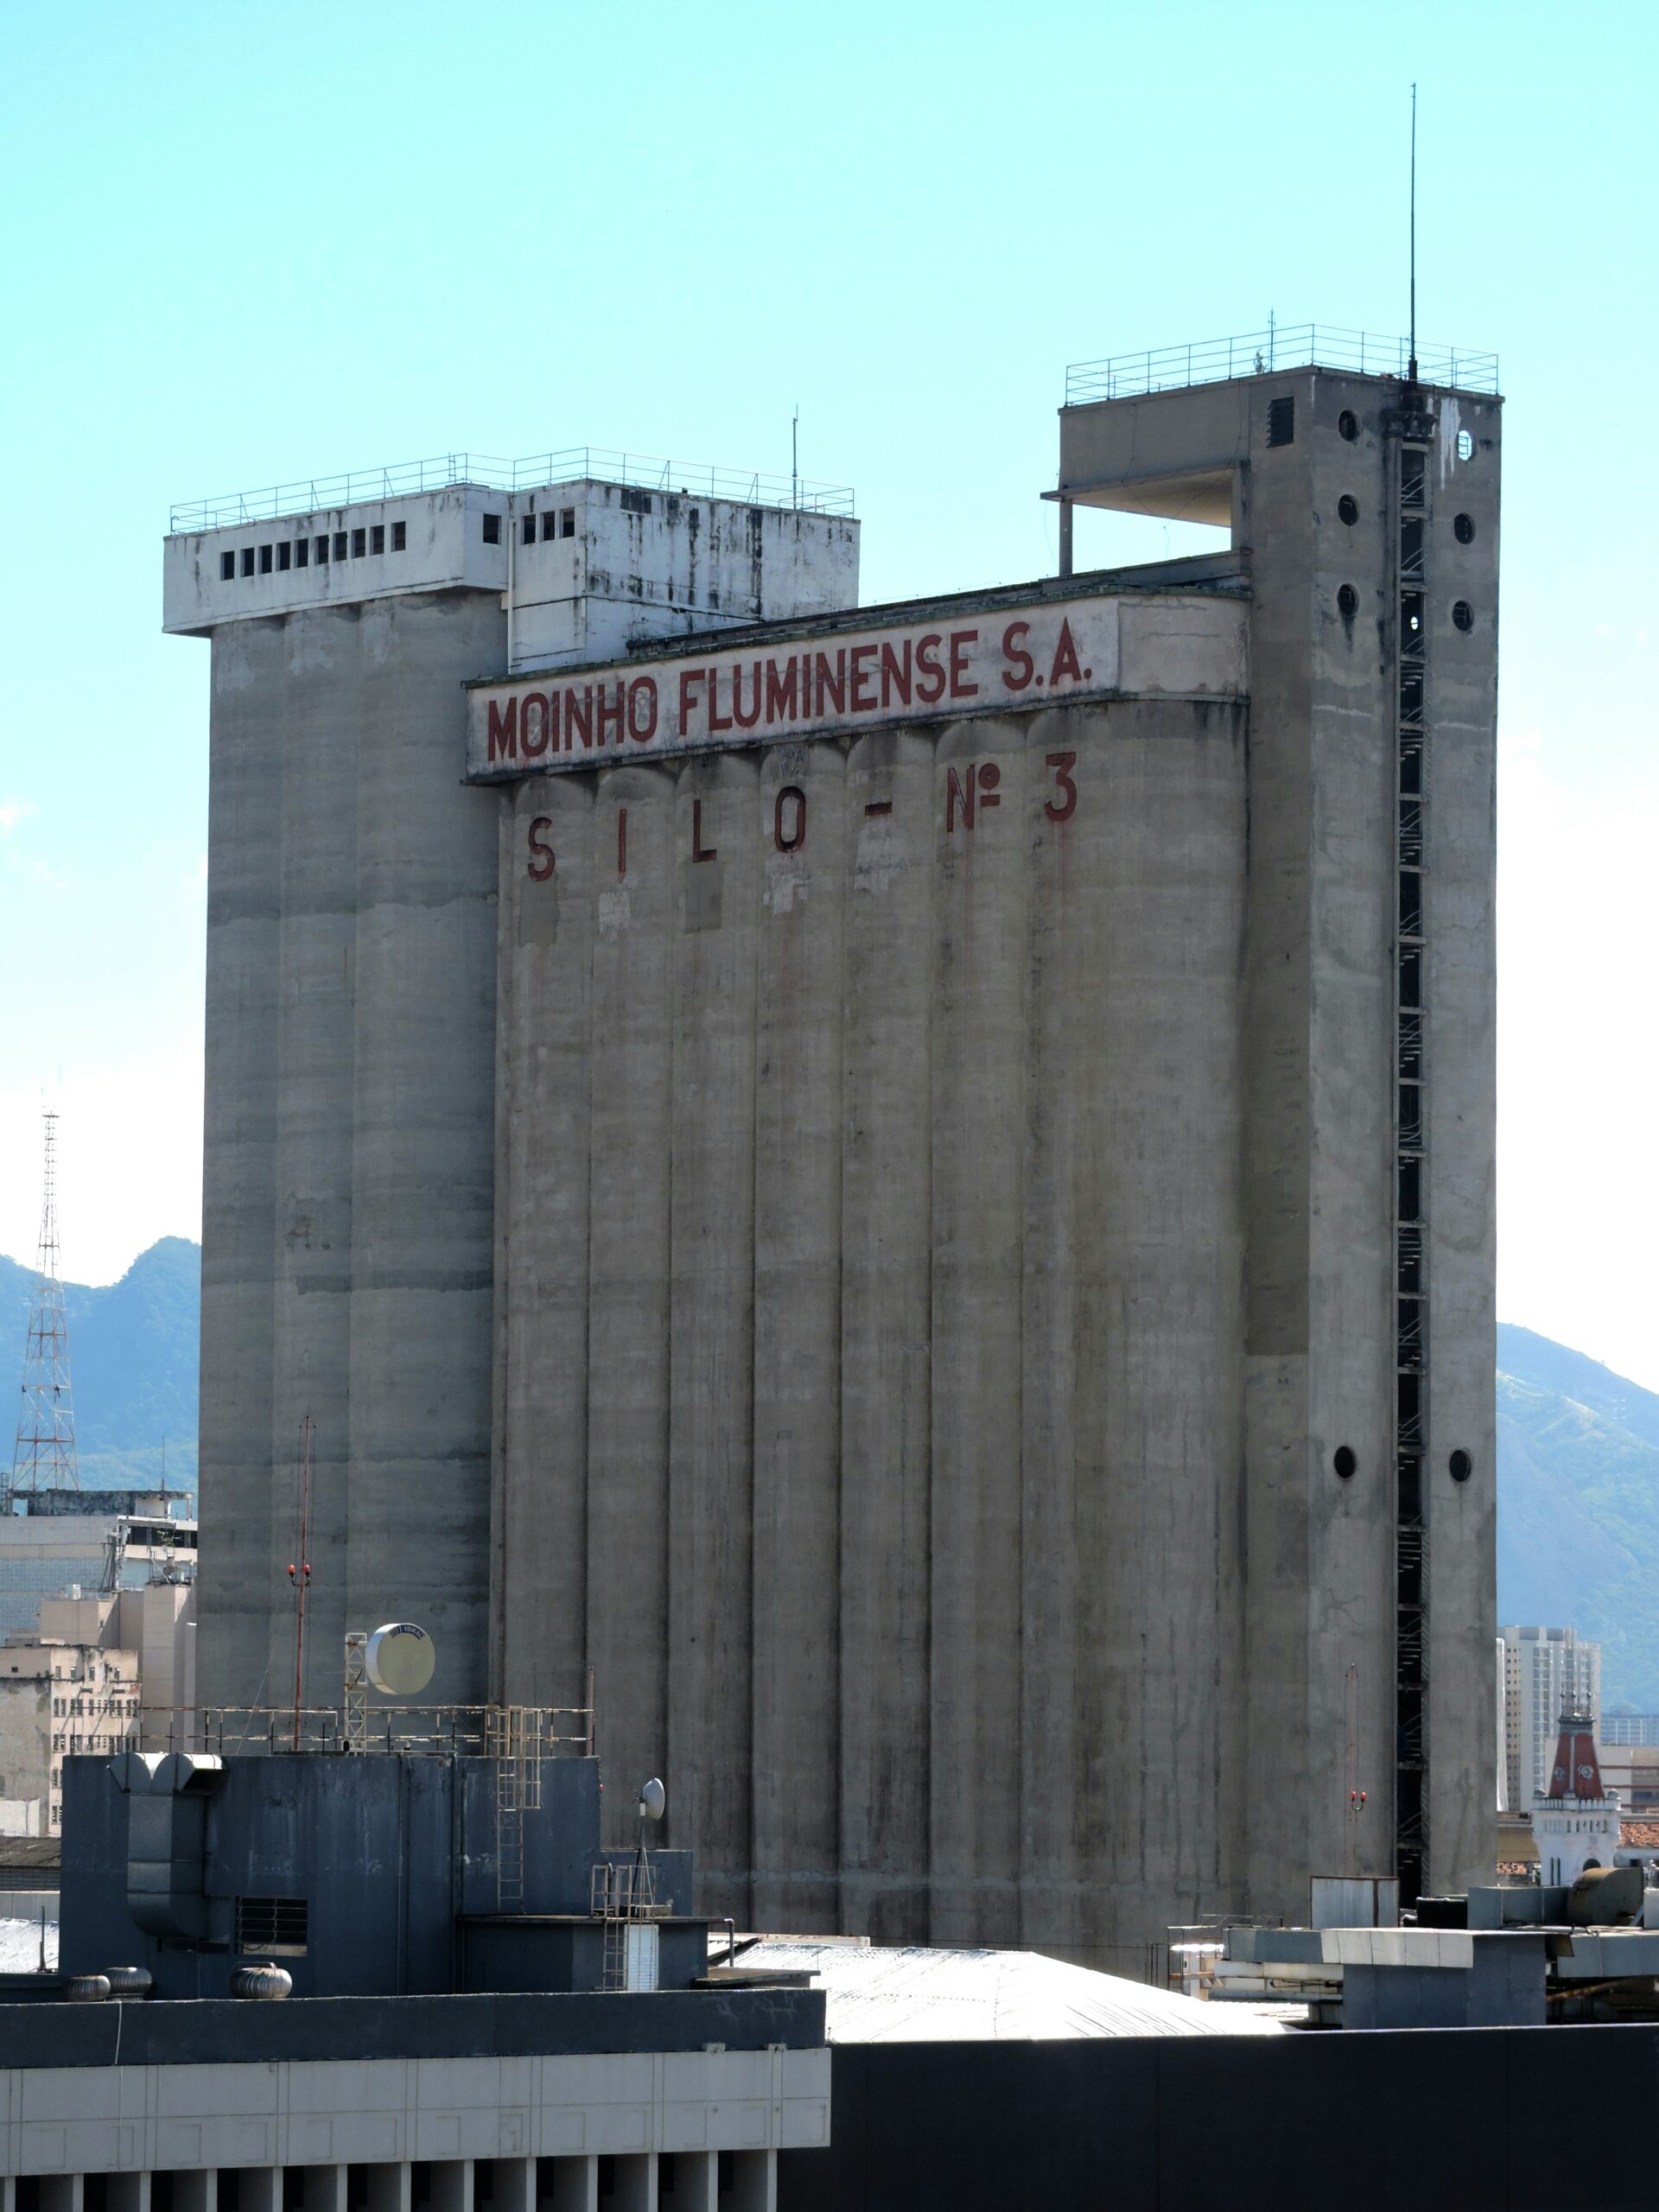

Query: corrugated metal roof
741 1941 1285 2042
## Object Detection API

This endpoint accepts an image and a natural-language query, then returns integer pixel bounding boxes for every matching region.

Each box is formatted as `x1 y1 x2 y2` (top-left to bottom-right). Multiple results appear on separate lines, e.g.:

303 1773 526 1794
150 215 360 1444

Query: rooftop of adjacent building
1062 319 1500 407
168 445 856 537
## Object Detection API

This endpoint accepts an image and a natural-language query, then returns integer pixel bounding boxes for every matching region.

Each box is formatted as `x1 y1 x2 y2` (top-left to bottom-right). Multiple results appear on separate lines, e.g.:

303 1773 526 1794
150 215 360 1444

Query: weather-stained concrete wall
197 590 505 1713
491 671 1251 1970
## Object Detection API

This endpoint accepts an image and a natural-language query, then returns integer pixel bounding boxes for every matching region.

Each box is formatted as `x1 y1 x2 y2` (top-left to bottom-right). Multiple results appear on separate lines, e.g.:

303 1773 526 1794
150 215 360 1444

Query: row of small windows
481 508 578 546
219 520 408 582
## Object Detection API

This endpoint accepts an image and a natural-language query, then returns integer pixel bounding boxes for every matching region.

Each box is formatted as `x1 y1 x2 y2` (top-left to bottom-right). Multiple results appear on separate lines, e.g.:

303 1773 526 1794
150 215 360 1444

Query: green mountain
0 1237 200 1493
1497 1324 1659 1709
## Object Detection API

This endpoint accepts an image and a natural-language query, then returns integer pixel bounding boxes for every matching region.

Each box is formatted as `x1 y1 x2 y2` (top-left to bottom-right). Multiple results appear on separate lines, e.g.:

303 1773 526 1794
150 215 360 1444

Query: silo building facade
165 339 1501 1972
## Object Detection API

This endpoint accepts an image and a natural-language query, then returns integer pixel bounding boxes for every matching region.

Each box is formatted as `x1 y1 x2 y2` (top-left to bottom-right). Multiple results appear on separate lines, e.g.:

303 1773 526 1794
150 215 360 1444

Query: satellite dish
365 1621 435 1696
639 1777 666 1822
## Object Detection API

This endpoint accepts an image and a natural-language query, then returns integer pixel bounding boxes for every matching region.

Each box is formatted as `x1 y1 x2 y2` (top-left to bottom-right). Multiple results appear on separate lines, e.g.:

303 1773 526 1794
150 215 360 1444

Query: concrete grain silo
166 340 1500 1972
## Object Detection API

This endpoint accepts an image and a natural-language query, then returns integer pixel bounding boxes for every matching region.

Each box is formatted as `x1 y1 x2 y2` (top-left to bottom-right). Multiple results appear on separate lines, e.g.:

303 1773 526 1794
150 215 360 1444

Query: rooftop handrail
170 448 855 534
198 1702 594 1757
1065 323 1499 405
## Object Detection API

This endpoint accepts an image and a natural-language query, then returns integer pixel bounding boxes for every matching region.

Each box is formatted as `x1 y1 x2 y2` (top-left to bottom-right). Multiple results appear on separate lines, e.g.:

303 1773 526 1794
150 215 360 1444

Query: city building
1532 1710 1620 1888
0 1493 197 1643
1600 1713 1659 1747
164 325 1502 1965
1500 1626 1600 1810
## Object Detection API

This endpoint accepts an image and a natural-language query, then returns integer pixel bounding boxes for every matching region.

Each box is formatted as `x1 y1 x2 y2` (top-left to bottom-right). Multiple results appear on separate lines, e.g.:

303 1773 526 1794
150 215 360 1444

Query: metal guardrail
170 448 855 534
198 1704 594 1757
1065 324 1500 405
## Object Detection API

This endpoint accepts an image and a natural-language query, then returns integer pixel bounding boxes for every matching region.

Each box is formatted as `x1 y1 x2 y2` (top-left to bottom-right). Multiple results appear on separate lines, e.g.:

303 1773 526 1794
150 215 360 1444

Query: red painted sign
467 596 1123 779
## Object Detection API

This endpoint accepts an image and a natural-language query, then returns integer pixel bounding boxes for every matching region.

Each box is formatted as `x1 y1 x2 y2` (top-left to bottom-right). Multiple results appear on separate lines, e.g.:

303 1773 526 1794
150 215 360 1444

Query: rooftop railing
1065 324 1500 406
169 448 855 535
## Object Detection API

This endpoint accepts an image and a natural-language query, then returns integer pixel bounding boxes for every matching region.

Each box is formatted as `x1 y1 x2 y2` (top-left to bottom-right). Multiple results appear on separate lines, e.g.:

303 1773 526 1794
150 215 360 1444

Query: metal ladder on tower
488 1705 543 1913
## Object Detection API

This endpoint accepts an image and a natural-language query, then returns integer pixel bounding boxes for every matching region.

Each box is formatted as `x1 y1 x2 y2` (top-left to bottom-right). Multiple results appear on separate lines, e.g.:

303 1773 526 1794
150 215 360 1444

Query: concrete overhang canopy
1046 468 1234 528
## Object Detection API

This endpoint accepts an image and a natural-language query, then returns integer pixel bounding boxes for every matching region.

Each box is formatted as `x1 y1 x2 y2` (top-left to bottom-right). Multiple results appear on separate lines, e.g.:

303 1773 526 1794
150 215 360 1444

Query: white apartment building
1500 1625 1601 1811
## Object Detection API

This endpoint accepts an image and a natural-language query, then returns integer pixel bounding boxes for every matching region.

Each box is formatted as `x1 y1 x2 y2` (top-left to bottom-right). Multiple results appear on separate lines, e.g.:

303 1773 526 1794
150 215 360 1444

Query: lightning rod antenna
1408 83 1419 383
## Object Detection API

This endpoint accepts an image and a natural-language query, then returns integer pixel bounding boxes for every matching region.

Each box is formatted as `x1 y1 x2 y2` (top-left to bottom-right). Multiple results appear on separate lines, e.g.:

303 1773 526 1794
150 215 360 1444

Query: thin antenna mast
288 1414 314 1749
791 405 799 511
1408 82 1419 382
9 1111 79 1507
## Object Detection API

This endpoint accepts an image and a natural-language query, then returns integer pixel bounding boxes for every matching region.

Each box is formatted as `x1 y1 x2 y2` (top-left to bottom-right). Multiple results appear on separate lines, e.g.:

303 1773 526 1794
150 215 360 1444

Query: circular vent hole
1334 1446 1357 1479
1454 512 1476 544
1449 1449 1473 1483
1338 410 1358 442
1338 494 1359 525
1452 601 1474 632
1337 584 1359 620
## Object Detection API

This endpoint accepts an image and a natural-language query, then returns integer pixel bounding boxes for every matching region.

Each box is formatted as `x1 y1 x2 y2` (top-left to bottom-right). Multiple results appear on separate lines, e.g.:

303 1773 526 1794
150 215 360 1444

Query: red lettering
617 806 628 876
709 669 734 734
916 634 946 705
486 697 518 763
564 685 592 750
519 693 551 758
814 650 846 717
849 643 878 712
880 639 912 708
766 658 798 721
1045 751 1078 822
1001 621 1034 692
627 677 658 742
945 765 975 832
1049 618 1084 687
733 662 764 729
527 817 555 881
596 681 624 747
692 797 717 862
977 762 1001 810
774 785 806 853
679 668 705 732
949 629 979 698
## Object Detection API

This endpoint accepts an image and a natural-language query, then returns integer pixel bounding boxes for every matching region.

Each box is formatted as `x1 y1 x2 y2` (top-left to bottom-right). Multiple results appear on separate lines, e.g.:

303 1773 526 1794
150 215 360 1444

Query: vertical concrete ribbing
837 730 934 1942
667 753 760 1917
1074 703 1249 1970
346 594 503 1700
499 777 594 1705
585 766 677 1840
199 620 286 1707
929 716 1026 1947
269 607 359 1711
751 741 845 1930
1018 707 1091 1956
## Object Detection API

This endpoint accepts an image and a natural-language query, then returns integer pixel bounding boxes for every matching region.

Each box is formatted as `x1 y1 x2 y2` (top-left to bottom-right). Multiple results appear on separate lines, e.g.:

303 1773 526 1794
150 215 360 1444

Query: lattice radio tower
8 1112 79 1506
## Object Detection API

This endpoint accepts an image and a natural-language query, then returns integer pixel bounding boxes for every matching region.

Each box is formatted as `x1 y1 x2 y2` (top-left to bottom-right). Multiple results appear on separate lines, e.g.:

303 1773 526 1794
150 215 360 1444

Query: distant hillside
1497 1325 1659 1709
0 1238 199 1492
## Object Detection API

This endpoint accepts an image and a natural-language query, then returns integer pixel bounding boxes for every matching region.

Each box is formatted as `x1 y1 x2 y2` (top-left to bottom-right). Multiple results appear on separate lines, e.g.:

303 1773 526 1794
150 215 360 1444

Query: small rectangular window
619 486 652 517
1266 397 1295 448
482 513 501 544
259 544 273 574
277 542 291 571
315 536 330 563
334 532 348 562
240 548 255 577
391 520 406 551
370 524 385 555
220 551 236 582
351 528 366 559
541 512 557 542
522 513 537 546
296 537 309 568
561 509 575 538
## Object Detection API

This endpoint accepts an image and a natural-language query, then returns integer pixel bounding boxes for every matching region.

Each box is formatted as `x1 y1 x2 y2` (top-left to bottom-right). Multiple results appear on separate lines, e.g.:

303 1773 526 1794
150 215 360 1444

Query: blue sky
1 0 1656 1386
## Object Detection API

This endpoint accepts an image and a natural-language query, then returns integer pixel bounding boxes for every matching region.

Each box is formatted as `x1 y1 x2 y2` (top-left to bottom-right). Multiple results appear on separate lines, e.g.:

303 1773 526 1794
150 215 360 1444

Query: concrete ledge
0 1989 825 2072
